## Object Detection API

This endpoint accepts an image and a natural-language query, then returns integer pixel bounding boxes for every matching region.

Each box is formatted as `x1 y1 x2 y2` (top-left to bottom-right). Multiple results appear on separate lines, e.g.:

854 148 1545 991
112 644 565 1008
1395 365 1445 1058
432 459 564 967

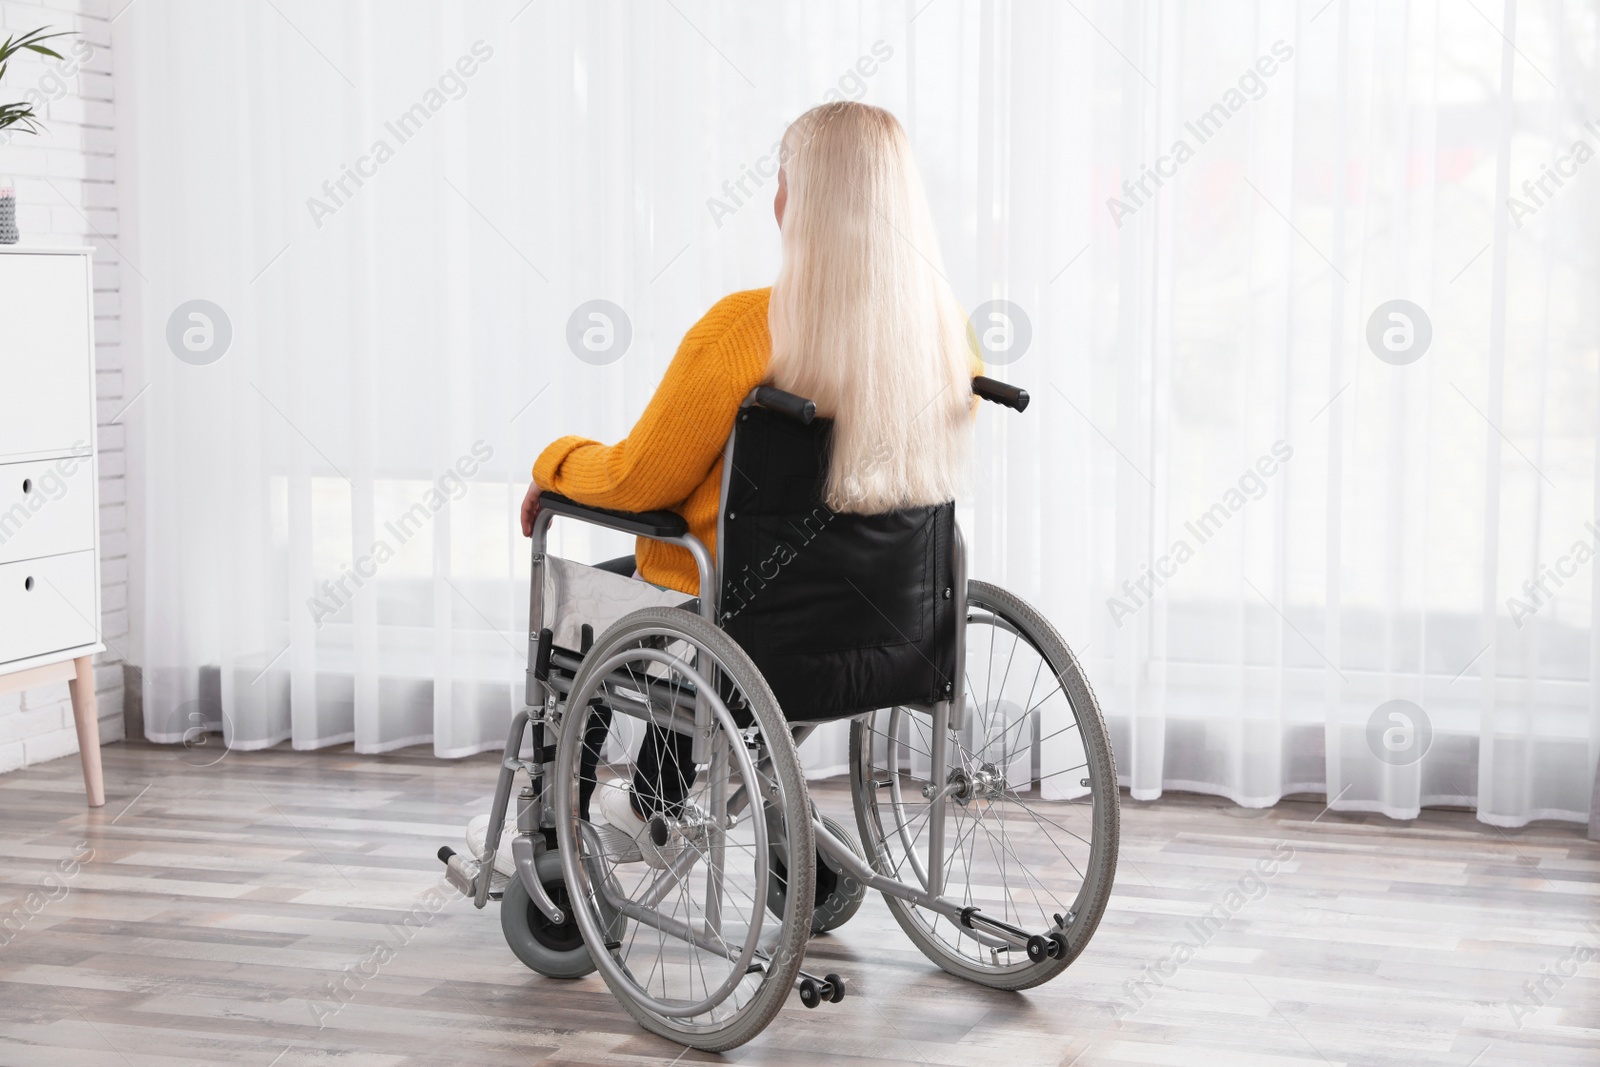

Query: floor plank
0 741 1594 1065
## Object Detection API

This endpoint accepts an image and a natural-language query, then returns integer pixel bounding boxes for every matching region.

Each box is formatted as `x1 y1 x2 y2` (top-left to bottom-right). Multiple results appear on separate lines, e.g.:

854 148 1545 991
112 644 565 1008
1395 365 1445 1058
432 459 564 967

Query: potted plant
0 27 73 244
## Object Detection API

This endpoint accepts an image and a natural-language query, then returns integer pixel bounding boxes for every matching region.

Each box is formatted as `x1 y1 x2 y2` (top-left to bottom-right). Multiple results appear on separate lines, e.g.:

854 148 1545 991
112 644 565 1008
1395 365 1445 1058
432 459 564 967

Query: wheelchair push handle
751 385 817 424
972 375 1029 412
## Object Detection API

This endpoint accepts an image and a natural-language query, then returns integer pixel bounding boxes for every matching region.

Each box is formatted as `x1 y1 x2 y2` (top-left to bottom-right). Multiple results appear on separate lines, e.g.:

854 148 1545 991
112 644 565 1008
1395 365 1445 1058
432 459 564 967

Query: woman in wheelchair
446 101 1119 1051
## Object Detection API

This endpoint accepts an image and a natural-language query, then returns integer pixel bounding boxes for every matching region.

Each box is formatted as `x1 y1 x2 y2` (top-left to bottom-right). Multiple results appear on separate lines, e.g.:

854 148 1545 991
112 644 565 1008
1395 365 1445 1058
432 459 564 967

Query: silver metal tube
537 715 557 832
524 510 555 708
704 731 728 935
669 532 718 623
692 689 711 764
606 893 748 973
926 699 950 898
568 679 699 736
475 709 529 908
667 532 718 764
885 710 930 890
547 651 704 721
810 810 1026 949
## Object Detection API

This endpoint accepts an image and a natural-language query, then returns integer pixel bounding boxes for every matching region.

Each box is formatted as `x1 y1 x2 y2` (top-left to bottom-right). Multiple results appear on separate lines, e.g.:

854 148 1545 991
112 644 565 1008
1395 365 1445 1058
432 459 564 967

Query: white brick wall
0 0 127 774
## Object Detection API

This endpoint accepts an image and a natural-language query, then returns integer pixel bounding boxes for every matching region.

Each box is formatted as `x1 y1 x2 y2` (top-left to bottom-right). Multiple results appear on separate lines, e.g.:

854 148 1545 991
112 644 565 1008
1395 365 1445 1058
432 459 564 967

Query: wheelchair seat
717 404 959 721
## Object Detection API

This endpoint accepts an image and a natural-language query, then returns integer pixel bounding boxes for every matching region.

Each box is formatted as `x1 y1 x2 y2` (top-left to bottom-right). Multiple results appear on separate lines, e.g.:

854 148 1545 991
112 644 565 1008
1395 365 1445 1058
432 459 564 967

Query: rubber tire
556 606 815 1052
767 813 868 935
849 580 1120 991
500 848 595 979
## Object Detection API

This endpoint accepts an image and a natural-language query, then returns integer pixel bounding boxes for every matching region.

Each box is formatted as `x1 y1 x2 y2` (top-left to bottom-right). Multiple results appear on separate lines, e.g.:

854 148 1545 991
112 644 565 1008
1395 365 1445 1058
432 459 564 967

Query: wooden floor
0 741 1595 1067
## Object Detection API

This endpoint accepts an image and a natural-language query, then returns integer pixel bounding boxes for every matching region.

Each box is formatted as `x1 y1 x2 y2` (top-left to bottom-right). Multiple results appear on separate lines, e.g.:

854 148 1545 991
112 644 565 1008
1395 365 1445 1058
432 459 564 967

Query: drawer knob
21 478 31 494
23 576 34 592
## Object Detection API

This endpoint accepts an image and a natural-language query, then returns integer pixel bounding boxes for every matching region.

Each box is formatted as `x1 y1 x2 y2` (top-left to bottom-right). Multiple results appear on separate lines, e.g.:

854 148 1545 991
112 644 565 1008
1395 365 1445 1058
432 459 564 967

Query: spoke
981 613 999 723
999 793 1094 873
968 803 1062 919
1017 652 1046 745
623 909 644 959
970 649 1050 766
974 677 1071 761
943 800 986 924
991 625 1022 727
643 889 667 994
881 794 938 880
865 723 933 759
972 802 1021 923
1032 761 1090 790
937 801 980 960
991 794 1050 926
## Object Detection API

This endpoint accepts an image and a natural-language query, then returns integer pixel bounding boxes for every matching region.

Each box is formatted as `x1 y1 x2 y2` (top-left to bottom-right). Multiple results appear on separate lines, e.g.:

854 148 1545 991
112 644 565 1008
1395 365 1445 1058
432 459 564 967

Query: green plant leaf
0 27 77 138
0 100 43 135
0 28 73 69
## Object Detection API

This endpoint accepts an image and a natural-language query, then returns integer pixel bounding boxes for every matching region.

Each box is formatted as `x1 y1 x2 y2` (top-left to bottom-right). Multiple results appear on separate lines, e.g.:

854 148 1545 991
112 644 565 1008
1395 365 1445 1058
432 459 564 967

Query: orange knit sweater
534 287 982 594
533 288 773 594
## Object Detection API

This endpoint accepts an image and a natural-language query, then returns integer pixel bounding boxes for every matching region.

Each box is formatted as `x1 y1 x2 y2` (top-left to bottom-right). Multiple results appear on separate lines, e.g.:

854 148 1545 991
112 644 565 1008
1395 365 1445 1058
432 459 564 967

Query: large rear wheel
849 580 1118 989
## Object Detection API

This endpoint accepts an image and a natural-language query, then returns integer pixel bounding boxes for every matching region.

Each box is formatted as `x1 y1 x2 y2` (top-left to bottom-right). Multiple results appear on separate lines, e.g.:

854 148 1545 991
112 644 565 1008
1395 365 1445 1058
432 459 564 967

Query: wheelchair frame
443 377 1082 1016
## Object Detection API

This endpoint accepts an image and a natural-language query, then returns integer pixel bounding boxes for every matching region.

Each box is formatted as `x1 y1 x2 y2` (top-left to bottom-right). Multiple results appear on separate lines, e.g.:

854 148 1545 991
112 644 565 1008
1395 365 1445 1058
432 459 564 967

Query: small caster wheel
1026 934 1050 963
799 977 822 1008
501 849 592 979
824 972 846 1002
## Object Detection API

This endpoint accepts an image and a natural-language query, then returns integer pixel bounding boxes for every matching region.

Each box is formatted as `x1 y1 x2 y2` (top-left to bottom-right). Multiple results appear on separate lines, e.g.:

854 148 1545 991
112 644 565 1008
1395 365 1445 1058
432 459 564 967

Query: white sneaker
597 779 681 869
465 813 517 878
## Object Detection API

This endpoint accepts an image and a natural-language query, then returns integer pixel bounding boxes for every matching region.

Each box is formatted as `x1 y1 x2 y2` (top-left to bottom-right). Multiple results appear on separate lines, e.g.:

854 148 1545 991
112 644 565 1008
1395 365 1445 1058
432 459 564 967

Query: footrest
437 845 480 899
591 821 643 864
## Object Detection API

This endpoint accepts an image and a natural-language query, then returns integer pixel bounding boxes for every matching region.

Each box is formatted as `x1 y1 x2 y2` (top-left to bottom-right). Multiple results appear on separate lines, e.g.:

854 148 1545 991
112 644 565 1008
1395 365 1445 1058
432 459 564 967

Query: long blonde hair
767 102 972 514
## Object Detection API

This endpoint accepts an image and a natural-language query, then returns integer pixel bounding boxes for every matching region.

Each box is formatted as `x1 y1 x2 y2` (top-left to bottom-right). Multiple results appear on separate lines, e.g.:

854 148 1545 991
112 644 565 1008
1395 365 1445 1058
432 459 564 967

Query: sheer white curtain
116 0 1598 828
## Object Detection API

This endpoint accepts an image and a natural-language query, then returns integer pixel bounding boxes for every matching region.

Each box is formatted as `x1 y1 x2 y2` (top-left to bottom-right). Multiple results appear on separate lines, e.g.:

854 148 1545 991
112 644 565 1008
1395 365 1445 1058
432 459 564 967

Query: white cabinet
0 252 95 459
0 245 105 806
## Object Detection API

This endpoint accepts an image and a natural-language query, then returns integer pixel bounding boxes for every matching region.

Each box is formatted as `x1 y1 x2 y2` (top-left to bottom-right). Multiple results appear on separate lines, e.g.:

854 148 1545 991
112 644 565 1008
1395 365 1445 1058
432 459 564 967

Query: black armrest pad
539 492 689 539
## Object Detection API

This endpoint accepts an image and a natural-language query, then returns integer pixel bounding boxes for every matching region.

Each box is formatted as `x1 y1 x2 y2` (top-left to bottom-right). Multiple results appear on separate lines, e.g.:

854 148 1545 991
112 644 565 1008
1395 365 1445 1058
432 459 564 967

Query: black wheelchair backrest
717 404 959 722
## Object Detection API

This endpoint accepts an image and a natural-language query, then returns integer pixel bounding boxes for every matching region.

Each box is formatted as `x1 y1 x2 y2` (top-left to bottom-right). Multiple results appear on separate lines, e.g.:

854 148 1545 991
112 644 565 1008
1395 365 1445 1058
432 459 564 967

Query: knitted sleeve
532 291 765 511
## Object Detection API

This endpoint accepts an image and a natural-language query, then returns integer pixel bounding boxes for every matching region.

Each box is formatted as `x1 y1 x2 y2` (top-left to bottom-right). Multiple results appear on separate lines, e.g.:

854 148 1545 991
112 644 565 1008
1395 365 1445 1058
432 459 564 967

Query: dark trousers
576 555 697 821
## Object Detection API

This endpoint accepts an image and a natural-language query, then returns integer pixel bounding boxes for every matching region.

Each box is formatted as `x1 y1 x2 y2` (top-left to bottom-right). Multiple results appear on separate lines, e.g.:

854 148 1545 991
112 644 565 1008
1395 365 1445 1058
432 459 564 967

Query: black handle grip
533 627 553 681
753 385 817 424
973 376 1029 412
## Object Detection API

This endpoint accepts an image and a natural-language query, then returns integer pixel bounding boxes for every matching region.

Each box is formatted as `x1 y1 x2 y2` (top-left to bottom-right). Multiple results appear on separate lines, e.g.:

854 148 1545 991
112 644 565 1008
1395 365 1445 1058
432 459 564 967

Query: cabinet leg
68 655 104 808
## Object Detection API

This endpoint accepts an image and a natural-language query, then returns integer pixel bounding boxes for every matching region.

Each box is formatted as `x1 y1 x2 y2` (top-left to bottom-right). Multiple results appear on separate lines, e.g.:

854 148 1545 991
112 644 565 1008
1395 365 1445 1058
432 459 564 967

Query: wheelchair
438 377 1119 1050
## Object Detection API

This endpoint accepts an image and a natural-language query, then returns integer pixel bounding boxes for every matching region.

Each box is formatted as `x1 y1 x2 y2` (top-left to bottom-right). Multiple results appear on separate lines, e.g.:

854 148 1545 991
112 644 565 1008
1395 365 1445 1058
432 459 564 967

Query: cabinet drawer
0 550 98 666
0 253 94 460
0 455 96 565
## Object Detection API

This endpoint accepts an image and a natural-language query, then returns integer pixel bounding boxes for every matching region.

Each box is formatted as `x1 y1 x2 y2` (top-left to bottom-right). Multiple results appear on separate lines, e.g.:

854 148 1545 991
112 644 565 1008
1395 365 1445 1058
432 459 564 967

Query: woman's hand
520 481 542 537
